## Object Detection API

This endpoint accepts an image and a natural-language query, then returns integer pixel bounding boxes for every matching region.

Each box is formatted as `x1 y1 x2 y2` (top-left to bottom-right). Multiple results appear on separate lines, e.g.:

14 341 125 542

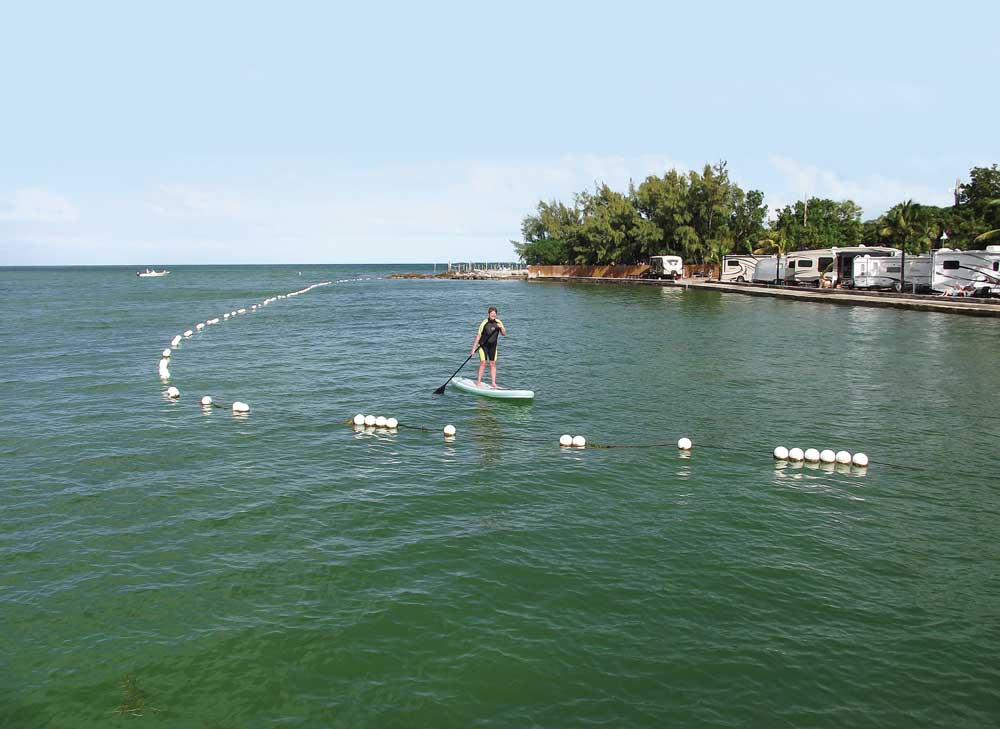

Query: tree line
513 162 1000 266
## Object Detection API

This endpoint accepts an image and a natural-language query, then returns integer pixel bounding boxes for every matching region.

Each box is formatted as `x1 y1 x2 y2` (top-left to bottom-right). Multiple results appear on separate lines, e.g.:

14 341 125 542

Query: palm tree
973 199 1000 245
879 200 920 252
753 229 788 258
704 239 732 280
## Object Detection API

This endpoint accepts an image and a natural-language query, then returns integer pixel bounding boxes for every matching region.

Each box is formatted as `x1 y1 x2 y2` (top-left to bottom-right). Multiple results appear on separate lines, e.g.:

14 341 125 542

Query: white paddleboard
451 376 534 400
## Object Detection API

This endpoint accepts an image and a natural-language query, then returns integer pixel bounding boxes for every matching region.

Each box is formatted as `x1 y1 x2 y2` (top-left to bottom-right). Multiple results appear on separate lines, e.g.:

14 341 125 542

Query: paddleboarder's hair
488 306 497 314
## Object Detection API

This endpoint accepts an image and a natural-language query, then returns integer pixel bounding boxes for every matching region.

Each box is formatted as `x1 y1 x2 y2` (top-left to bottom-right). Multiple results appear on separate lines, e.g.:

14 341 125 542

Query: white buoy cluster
774 445 868 467
559 434 587 448
352 413 399 430
157 280 333 413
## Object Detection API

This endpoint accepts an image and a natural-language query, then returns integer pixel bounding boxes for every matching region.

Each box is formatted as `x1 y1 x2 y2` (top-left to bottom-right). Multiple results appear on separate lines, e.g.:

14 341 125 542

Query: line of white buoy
159 280 334 413
352 413 400 431
340 417 872 475
774 446 867 467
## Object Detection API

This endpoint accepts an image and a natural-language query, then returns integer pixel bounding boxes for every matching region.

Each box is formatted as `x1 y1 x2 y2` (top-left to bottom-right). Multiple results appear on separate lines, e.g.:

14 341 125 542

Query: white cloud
150 185 246 219
767 155 952 217
0 188 79 223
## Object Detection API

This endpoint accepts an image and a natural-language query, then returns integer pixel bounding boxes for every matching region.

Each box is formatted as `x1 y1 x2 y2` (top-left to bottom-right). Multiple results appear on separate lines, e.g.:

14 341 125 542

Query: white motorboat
137 269 170 277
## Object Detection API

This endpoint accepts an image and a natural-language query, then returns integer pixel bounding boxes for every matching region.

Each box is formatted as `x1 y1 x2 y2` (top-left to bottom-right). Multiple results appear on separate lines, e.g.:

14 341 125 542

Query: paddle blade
433 384 446 395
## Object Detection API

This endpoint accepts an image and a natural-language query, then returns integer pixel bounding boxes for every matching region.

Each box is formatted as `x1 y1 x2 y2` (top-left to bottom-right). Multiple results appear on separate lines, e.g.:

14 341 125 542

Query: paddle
433 326 501 395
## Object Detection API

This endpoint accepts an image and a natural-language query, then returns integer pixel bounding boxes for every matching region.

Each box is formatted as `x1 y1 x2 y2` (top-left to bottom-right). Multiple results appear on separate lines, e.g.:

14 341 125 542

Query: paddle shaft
433 326 501 394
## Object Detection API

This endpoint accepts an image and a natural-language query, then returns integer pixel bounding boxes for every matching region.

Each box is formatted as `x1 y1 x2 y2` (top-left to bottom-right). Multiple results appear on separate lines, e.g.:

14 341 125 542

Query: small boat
451 376 534 400
137 268 170 277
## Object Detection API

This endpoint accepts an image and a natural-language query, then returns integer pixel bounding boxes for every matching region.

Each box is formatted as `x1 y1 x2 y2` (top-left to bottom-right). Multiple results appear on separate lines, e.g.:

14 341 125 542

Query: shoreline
529 275 1000 318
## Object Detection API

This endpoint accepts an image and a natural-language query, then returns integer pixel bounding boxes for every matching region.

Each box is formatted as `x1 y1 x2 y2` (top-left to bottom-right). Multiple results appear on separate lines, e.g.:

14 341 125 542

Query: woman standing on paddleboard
471 306 507 389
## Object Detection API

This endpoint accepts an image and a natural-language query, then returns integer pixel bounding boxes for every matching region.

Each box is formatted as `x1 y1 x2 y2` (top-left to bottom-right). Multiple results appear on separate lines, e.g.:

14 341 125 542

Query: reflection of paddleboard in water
451 376 534 400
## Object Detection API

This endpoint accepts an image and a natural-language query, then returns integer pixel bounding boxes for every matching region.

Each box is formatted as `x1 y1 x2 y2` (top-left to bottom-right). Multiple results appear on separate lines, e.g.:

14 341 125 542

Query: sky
1 0 998 265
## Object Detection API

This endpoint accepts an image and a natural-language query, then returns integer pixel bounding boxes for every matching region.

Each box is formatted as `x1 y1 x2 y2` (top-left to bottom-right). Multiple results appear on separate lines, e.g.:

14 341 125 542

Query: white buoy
201 396 213 406
443 424 456 437
166 386 180 399
162 348 171 358
788 447 804 461
572 435 586 448
559 434 573 447
386 417 398 429
353 413 365 426
804 448 820 462
852 452 869 467
364 415 376 427
196 322 205 330
677 437 692 450
158 368 170 380
159 357 170 369
232 401 250 413
171 335 182 347
820 449 836 463
835 450 852 464
237 308 246 314
183 329 193 337
223 313 230 319
375 416 387 427
773 446 789 460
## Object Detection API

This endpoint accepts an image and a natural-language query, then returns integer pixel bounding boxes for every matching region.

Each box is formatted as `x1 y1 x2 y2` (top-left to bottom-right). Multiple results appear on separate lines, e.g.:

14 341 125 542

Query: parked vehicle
721 254 771 283
931 247 1000 296
752 255 787 284
851 254 931 292
786 246 898 287
647 255 684 280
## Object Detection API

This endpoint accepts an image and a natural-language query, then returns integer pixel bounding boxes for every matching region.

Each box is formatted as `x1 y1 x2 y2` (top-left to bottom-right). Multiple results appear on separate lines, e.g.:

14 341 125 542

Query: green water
2 265 999 728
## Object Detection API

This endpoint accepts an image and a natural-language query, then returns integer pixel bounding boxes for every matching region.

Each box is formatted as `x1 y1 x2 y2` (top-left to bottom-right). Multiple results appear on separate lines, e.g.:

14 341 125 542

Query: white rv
930 247 1000 295
785 246 898 287
648 255 684 280
851 254 931 292
721 254 771 283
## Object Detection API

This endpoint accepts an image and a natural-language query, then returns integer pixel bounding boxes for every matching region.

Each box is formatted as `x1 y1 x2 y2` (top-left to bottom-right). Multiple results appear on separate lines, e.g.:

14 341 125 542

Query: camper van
785 246 898 287
851 254 931 292
648 255 684 280
752 255 787 284
930 247 1000 295
721 254 771 283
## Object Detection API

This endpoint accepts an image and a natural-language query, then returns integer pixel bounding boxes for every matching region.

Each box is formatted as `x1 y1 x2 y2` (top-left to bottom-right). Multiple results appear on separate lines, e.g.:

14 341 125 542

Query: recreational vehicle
721 254 771 283
930 247 1000 295
648 255 684 280
785 246 898 287
752 255 787 284
851 254 931 292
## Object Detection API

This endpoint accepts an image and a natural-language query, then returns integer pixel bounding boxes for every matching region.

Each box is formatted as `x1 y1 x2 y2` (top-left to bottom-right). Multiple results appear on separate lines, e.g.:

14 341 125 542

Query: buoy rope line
157 279 357 412
340 417 924 474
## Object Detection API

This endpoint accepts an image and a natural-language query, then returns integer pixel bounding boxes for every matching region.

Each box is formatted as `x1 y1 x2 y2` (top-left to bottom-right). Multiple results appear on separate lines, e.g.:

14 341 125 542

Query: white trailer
648 255 684 280
752 255 787 284
931 247 1000 295
851 254 931 292
721 254 771 283
786 246 898 287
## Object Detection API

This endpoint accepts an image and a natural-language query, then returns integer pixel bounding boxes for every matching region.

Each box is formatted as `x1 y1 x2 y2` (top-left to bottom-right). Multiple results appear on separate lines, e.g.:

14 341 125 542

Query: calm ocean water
2 265 999 728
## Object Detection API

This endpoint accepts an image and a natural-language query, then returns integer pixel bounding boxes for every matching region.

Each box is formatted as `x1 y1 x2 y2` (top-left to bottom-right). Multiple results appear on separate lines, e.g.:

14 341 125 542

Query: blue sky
2 0 998 265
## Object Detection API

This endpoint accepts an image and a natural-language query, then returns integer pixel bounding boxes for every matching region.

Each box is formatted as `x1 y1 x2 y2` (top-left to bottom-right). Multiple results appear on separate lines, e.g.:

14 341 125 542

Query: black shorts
478 340 498 362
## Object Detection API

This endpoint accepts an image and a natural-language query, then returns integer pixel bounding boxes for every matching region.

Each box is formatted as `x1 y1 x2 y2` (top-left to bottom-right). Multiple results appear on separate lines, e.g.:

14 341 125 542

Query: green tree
774 197 863 249
513 200 580 264
571 184 661 265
